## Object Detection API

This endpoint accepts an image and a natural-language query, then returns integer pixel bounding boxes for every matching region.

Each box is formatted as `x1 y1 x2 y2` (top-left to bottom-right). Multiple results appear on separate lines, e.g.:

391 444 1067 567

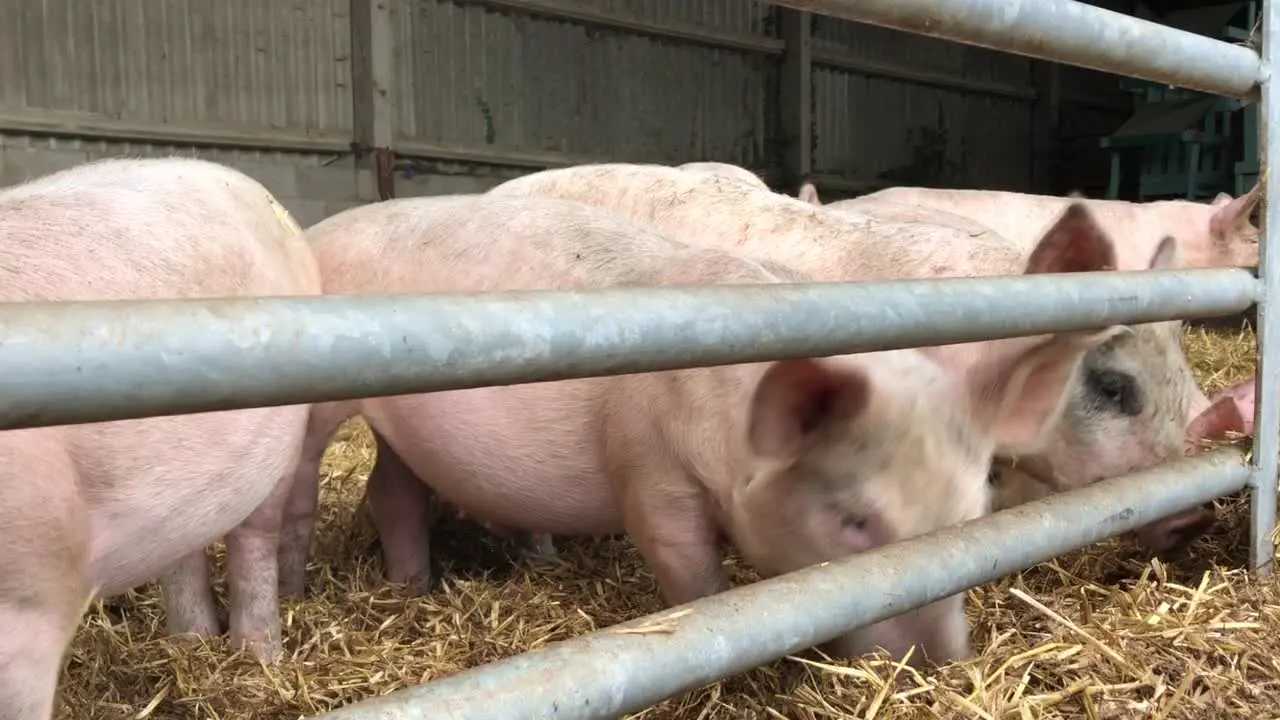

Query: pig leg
225 465 297 663
0 460 89 720
517 531 558 559
620 468 729 606
0 599 79 720
279 403 352 598
160 550 221 638
365 430 437 592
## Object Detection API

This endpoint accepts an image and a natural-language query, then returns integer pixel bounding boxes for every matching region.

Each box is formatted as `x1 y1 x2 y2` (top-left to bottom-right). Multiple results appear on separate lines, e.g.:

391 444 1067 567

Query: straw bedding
57 323 1270 720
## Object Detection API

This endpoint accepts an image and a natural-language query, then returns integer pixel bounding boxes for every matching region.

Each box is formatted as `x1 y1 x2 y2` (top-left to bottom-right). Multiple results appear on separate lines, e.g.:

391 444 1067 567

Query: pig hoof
166 630 221 650
232 627 283 664
385 568 435 595
165 614 222 640
523 533 558 560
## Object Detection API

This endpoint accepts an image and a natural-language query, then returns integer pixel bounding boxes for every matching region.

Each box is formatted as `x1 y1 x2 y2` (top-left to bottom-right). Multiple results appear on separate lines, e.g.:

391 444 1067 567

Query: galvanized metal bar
766 0 1263 100
0 268 1255 431
309 448 1249 720
1249 1 1280 576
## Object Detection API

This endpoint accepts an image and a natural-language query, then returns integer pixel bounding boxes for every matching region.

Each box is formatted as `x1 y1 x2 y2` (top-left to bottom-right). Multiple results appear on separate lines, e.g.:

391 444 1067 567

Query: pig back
485 163 1037 283
0 157 318 593
306 193 793 294
0 157 320 301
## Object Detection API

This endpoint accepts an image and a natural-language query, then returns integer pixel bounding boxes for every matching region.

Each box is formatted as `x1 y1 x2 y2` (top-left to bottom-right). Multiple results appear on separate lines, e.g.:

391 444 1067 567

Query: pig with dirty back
282 193 1118 667
485 163 1203 548
807 183 1253 553
0 157 320 719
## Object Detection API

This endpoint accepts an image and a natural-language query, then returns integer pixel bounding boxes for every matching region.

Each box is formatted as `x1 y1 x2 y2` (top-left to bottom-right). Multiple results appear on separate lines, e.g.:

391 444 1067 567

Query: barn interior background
0 0 1259 227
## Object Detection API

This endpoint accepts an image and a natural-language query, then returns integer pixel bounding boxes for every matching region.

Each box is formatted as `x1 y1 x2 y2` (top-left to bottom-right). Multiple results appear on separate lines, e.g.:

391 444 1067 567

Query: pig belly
362 386 623 537
79 405 308 597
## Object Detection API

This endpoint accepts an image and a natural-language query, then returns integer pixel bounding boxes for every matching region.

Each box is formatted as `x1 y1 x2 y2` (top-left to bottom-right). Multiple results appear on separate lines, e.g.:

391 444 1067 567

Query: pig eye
1085 369 1143 417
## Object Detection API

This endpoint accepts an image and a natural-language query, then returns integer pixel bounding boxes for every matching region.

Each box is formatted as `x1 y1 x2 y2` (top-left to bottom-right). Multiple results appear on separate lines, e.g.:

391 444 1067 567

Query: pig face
1020 320 1196 491
729 319 1122 666
998 238 1199 492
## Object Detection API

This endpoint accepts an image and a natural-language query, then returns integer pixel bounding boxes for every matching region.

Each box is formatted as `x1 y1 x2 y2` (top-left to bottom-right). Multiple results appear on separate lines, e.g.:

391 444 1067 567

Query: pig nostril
842 515 868 532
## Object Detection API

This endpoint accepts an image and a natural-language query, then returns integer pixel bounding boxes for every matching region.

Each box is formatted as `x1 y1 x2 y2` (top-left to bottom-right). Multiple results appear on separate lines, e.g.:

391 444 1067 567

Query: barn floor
57 324 1273 720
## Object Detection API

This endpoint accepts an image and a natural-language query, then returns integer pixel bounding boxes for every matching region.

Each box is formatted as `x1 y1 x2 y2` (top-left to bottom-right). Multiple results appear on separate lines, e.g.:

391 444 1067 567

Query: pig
0 157 320 719
677 161 769 191
280 193 1120 668
805 181 1262 271
811 186 1246 551
485 163 1187 505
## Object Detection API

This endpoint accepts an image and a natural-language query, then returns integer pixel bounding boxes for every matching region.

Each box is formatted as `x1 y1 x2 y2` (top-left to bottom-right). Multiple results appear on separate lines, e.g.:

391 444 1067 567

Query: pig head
728 322 1123 666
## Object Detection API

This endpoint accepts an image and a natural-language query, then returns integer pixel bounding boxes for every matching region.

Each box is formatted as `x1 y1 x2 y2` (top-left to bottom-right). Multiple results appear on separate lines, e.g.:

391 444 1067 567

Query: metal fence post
1251 0 1280 576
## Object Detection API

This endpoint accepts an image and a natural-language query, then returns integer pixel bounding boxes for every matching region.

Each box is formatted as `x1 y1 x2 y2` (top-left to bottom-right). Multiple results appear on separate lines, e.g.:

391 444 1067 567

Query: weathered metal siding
1053 0 1136 195
0 0 353 139
811 17 1035 191
394 0 775 167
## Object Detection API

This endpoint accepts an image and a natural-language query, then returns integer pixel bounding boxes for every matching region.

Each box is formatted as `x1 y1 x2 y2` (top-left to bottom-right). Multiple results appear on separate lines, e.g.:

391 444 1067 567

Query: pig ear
1185 394 1248 447
748 358 871 461
1148 235 1180 270
1065 189 1089 200
1209 181 1262 240
1024 203 1117 274
969 326 1127 454
797 181 822 205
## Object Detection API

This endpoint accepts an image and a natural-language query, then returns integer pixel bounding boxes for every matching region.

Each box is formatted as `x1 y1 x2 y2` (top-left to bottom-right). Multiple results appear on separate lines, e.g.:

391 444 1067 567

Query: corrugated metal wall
810 18 1036 191
393 0 775 168
0 0 1139 195
0 0 353 140
1054 0 1140 196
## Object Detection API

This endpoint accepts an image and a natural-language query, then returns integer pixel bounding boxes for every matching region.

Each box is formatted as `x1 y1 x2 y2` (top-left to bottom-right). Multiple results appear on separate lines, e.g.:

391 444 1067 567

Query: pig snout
1133 504 1216 557
1137 378 1257 558
820 594 969 669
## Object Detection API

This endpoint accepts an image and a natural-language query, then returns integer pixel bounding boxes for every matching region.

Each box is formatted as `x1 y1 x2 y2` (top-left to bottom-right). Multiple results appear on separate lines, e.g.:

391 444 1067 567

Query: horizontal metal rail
0 268 1254 430
766 0 1264 100
310 448 1249 720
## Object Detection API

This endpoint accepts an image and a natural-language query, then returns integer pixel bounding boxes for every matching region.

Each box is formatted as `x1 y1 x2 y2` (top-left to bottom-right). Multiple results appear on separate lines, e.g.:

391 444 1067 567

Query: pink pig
282 193 1119 668
0 157 321 718
800 181 1262 270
